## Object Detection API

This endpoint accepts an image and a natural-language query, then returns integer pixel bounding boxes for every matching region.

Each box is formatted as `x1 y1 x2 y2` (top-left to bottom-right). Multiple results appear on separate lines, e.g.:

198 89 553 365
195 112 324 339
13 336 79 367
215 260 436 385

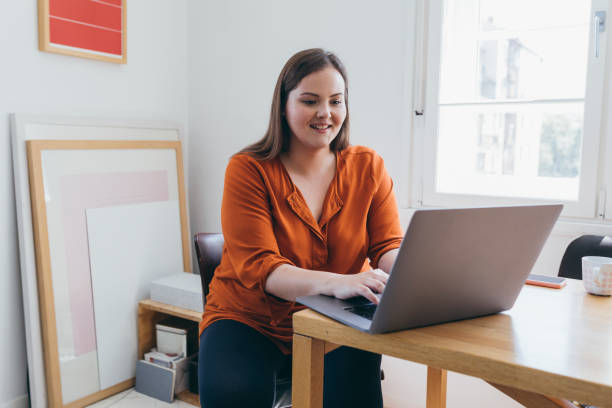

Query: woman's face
284 66 347 153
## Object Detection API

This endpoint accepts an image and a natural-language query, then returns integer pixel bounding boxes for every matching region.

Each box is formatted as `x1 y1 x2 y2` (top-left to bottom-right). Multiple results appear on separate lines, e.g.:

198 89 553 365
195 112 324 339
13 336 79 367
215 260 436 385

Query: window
413 0 610 219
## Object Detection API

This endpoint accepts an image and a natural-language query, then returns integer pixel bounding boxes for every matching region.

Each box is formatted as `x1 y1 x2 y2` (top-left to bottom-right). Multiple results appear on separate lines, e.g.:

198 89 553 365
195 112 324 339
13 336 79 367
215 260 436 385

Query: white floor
86 388 403 408
86 388 195 408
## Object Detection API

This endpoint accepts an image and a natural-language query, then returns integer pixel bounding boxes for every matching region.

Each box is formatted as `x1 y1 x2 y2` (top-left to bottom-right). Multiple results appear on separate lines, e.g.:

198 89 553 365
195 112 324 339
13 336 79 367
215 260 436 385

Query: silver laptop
297 204 562 334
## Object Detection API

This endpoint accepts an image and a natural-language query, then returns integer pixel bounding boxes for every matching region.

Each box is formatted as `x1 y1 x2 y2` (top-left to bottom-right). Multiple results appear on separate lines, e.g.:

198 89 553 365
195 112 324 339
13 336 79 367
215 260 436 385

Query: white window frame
410 0 610 220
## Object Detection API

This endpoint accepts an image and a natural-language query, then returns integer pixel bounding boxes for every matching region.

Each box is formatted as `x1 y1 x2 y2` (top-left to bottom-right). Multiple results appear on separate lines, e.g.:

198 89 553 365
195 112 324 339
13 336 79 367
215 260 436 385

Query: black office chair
558 235 612 280
193 233 224 299
193 232 292 408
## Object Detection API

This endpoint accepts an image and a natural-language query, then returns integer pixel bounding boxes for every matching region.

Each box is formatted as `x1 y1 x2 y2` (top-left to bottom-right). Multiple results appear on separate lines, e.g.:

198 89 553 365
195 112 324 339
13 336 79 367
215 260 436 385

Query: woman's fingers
363 277 385 294
358 285 380 304
329 269 389 303
363 269 387 293
370 268 389 283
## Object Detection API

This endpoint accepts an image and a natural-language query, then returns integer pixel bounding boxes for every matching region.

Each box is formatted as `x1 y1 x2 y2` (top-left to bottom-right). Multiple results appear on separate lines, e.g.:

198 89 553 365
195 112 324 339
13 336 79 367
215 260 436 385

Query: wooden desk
292 280 612 408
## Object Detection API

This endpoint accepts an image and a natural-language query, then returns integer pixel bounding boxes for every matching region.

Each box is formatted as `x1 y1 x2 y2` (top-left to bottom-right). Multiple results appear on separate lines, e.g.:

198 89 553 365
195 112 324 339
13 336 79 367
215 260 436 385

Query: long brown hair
240 48 350 160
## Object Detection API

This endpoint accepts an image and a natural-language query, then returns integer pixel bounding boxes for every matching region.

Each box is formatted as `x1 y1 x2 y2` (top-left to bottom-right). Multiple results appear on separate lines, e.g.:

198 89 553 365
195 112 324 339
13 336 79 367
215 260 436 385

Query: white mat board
86 200 184 389
60 351 100 404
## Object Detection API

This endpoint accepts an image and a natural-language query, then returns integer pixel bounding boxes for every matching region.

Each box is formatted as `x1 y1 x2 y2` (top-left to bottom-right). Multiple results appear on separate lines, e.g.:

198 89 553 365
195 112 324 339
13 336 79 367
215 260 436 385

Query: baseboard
2 394 29 408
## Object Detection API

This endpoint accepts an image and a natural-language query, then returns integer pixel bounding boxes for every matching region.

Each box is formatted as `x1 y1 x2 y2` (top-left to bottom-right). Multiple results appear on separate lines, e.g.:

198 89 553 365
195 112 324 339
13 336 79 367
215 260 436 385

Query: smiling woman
241 48 351 160
197 48 403 408
284 67 347 152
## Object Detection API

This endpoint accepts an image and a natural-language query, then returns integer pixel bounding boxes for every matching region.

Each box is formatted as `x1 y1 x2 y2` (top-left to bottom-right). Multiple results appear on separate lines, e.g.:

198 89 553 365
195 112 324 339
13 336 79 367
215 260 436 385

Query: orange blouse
199 145 403 354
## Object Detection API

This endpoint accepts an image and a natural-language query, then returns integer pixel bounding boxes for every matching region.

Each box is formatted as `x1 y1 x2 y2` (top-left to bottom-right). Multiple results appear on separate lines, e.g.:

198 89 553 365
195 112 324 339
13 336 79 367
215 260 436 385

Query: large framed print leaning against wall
11 116 190 407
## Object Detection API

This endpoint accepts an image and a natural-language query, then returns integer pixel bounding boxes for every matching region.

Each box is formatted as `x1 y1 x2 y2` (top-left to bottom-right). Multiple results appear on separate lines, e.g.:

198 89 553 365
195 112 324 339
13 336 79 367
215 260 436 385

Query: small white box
150 273 203 312
157 329 187 356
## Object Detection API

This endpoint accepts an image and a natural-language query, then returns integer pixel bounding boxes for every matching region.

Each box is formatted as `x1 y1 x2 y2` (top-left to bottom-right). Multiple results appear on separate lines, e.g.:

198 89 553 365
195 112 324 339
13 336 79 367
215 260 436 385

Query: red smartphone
525 274 567 289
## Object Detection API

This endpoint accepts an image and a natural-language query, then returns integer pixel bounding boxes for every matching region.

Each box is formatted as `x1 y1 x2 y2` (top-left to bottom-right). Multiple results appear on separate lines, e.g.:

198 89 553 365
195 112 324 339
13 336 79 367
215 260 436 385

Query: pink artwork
60 170 169 356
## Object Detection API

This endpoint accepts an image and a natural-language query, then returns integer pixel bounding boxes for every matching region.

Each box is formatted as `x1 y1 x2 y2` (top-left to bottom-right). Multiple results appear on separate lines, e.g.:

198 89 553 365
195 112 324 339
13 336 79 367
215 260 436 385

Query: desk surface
292 279 612 407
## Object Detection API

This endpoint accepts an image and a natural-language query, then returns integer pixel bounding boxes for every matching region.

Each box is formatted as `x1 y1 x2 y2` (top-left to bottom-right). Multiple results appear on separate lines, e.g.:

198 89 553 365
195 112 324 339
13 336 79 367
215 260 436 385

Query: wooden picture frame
26 140 189 407
11 115 186 408
38 0 127 64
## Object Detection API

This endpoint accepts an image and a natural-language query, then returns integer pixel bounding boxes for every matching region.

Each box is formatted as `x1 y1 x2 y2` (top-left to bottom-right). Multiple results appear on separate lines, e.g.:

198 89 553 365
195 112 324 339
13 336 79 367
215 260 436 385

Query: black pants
198 319 382 408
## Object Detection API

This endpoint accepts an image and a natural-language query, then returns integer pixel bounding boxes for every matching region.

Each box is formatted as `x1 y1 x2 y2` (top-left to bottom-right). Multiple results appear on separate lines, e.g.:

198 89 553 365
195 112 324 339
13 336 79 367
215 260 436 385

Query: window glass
436 0 590 201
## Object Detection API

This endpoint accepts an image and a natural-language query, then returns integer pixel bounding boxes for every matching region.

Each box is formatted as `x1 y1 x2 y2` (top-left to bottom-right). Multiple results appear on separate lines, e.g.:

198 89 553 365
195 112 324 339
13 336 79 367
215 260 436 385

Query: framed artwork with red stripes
38 0 126 64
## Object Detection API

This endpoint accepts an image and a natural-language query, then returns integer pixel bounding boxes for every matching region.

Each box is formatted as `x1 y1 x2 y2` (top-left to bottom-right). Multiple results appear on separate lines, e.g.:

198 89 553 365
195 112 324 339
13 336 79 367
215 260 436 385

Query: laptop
297 204 563 334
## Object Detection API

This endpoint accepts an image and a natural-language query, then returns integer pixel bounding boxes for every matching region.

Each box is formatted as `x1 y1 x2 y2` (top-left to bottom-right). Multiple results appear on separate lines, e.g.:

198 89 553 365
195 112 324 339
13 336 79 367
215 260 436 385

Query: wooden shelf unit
138 299 201 406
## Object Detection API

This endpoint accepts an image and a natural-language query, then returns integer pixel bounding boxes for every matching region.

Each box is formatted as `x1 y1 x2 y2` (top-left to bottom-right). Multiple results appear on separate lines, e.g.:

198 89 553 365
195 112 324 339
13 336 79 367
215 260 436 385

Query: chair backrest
558 235 612 279
193 233 224 298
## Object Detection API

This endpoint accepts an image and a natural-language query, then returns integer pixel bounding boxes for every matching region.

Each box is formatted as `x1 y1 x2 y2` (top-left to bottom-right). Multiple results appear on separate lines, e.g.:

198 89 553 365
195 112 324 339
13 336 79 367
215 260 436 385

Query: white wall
187 0 414 233
0 1 189 406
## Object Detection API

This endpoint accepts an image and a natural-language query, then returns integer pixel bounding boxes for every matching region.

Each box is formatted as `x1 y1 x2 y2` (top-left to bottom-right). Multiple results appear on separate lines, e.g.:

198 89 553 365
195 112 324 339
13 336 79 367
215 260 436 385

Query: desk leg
292 334 325 408
426 367 447 408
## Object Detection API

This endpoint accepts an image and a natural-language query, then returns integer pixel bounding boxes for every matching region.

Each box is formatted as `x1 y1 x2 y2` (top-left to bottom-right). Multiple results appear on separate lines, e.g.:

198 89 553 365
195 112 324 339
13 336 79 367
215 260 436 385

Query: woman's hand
265 264 393 303
323 269 389 304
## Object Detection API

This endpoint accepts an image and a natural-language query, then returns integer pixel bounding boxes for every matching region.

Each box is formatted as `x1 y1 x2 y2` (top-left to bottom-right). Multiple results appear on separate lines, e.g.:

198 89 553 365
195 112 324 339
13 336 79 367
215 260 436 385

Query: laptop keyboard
345 303 377 320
